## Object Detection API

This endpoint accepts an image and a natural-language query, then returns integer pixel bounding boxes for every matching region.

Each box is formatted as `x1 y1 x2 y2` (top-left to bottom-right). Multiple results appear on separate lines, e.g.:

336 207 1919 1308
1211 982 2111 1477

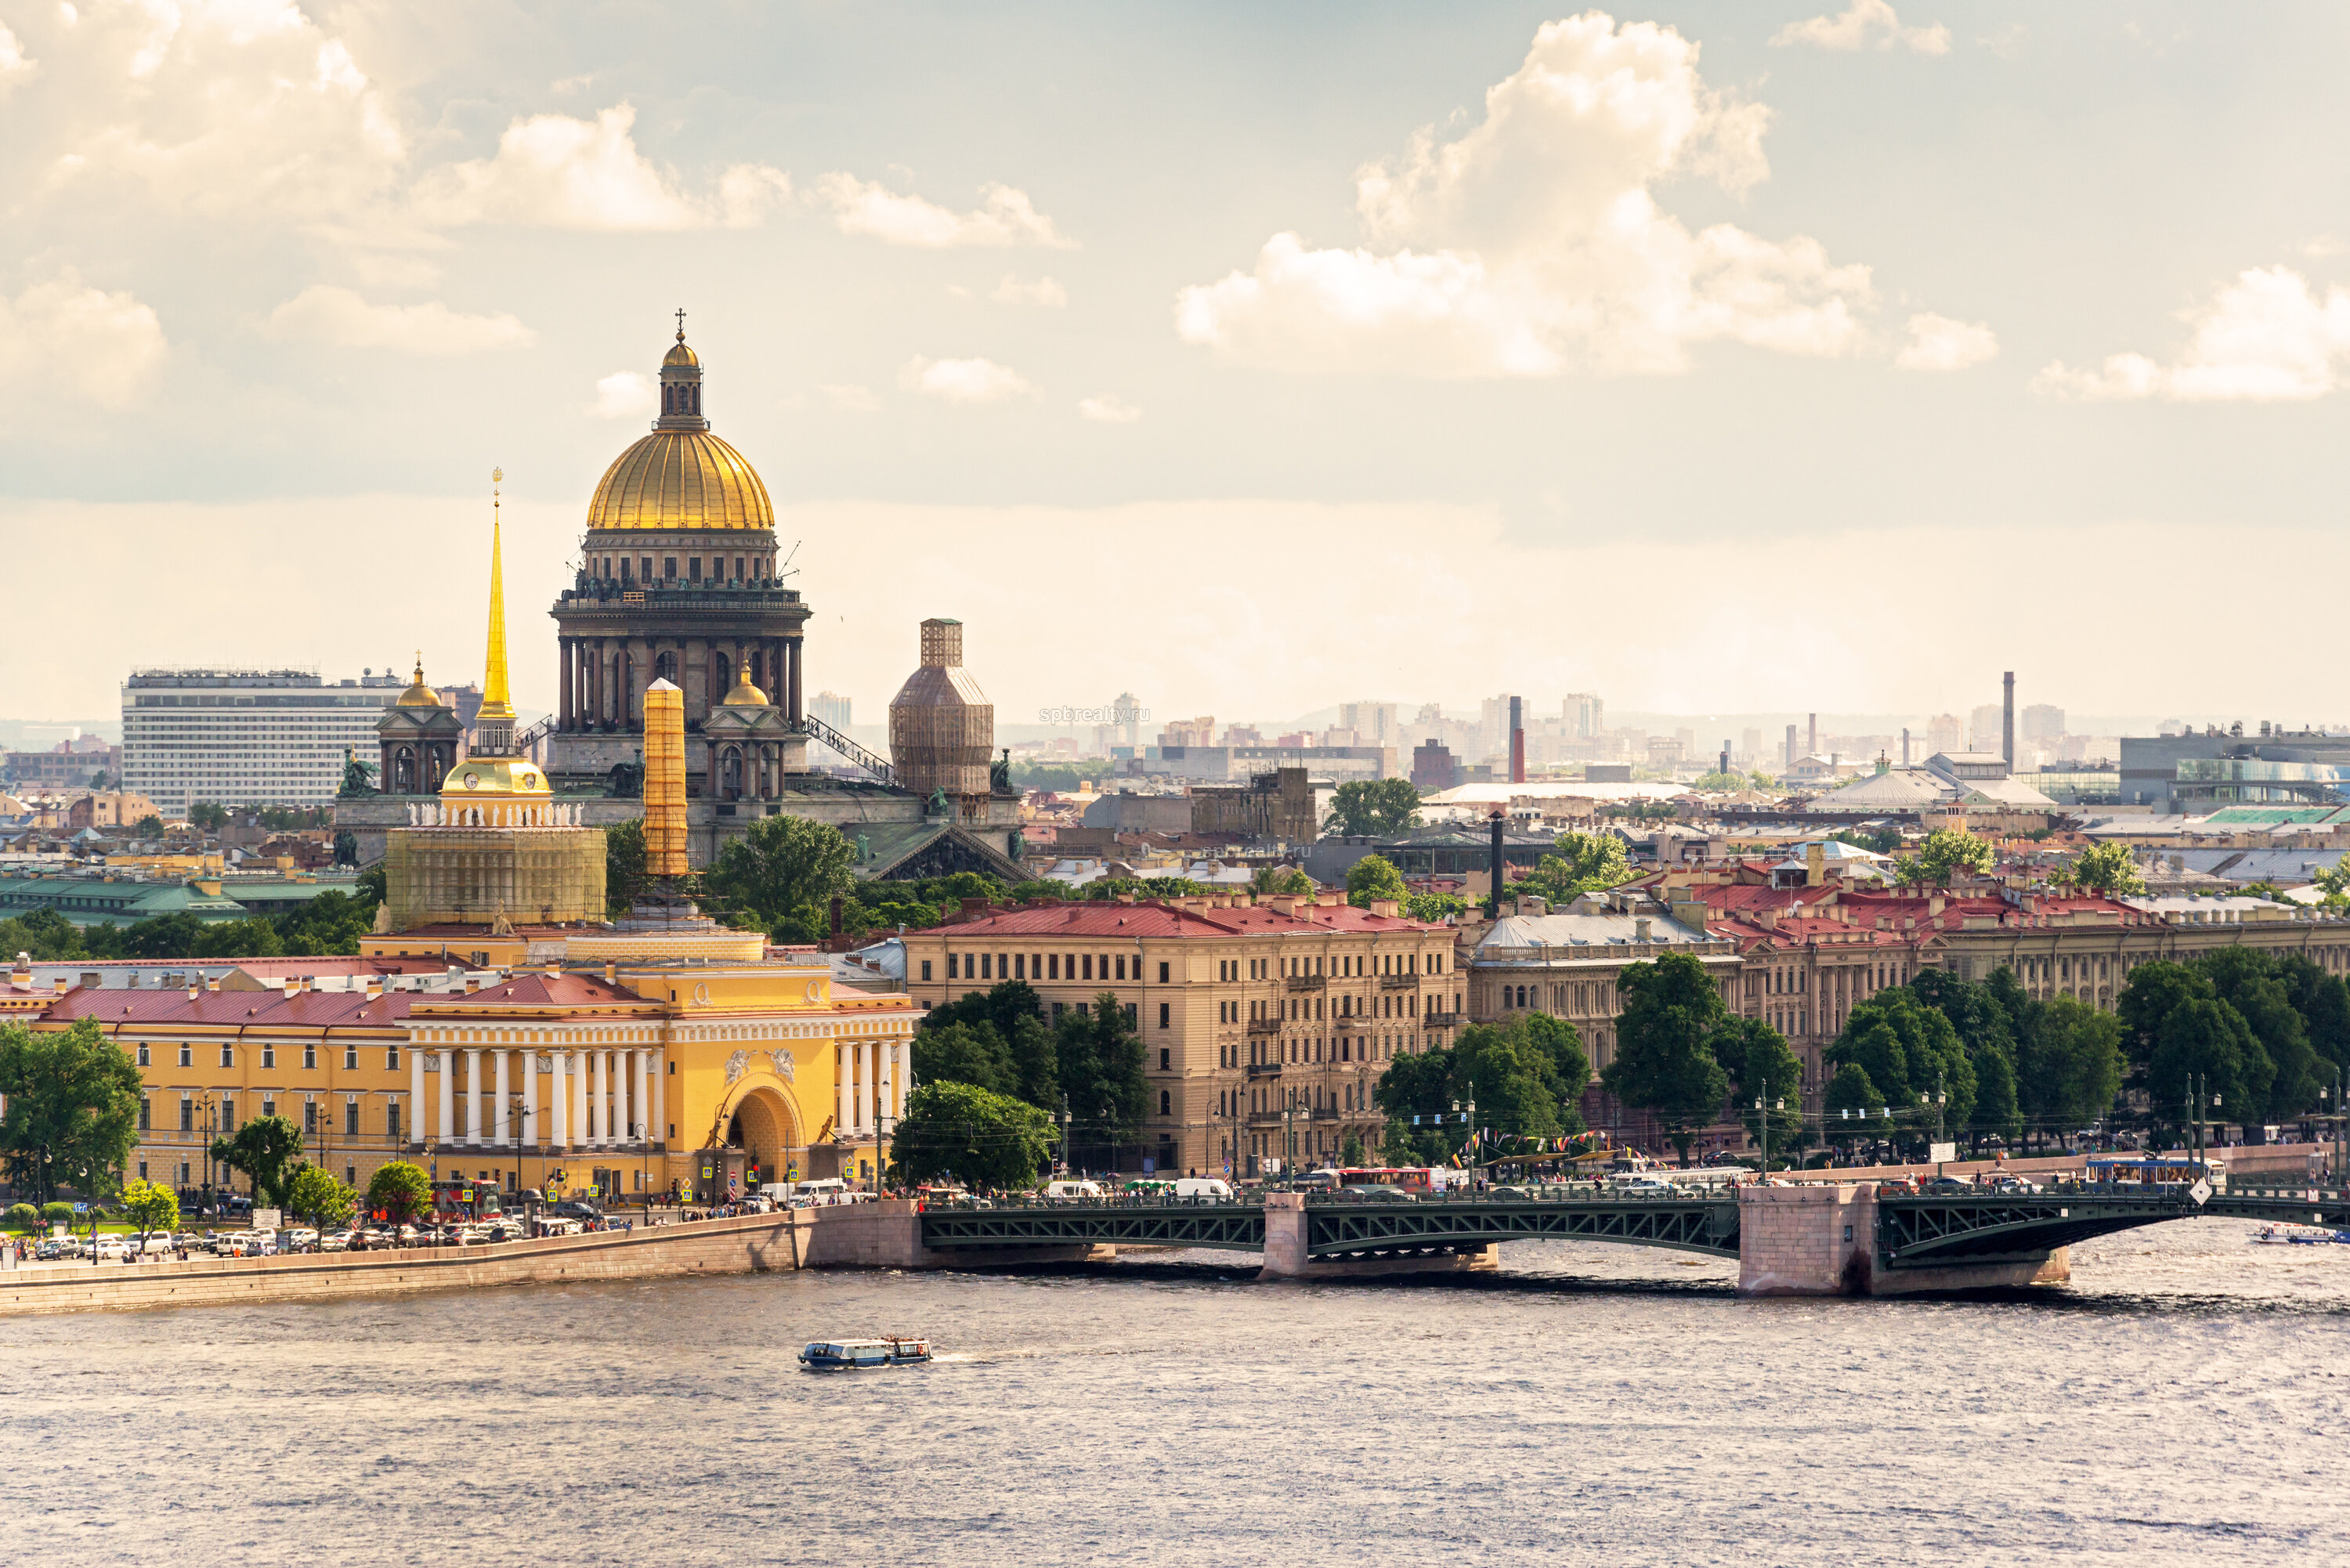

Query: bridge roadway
916 1182 2350 1292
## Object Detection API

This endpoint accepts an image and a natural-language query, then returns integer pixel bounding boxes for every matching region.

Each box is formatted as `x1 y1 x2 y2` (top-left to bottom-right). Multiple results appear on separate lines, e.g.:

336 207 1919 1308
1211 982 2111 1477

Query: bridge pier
1257 1193 1498 1281
1736 1185 2068 1296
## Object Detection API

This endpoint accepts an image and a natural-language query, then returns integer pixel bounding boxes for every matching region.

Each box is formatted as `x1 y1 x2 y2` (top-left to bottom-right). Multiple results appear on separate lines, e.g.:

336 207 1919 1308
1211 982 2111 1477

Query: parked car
92 1235 132 1261
1988 1176 2043 1194
1921 1176 1969 1194
486 1217 526 1241
320 1230 352 1252
549 1199 603 1222
34 1238 68 1262
283 1228 320 1252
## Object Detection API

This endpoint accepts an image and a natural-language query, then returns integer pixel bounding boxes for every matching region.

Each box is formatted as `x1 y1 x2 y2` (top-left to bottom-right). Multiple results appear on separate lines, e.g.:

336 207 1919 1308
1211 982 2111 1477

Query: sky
3 1 2347 734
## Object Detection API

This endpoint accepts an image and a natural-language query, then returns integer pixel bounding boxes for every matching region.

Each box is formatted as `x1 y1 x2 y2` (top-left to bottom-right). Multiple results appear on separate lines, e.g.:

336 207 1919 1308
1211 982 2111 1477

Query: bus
2086 1154 2226 1192
1331 1166 1470 1192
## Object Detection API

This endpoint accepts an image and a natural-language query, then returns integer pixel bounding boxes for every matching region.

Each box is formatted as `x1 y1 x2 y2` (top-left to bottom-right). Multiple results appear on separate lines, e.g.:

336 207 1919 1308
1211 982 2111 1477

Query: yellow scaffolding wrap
643 678 688 876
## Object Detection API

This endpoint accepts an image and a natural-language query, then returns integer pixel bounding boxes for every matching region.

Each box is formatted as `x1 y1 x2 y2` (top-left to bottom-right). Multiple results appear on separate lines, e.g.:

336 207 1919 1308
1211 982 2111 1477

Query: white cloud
0 21 34 81
1896 312 1998 370
899 356 1035 402
992 275 1068 307
410 104 786 232
2033 266 2350 402
1773 2 1952 55
260 286 533 354
820 383 883 413
812 174 1072 248
1175 13 1885 377
0 272 168 408
588 370 655 419
1077 395 1141 423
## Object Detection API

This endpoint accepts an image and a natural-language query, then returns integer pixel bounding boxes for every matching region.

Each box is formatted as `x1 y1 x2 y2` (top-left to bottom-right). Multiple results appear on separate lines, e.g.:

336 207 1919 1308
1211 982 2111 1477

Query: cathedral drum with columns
546 320 812 800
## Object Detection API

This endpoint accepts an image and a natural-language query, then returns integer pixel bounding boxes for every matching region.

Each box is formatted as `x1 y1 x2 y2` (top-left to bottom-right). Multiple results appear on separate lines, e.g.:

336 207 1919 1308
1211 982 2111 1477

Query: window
262 1099 277 1120
388 1103 401 1140
920 960 933 982
387 1047 400 1068
1159 1048 1170 1071
1125 1003 1137 1026
663 556 678 580
639 556 652 580
139 1098 150 1131
948 953 960 980
345 1100 360 1136
1049 954 1060 979
1014 953 1025 980
1159 1090 1172 1116
137 1161 147 1180
179 1098 193 1131
136 1042 150 1066
1159 1002 1170 1029
304 1102 317 1136
179 1044 191 1067
303 1045 316 1069
1159 962 1170 983
220 1046 234 1068
689 555 702 581
1081 955 1093 981
1115 956 1126 981
345 1046 358 1070
262 1046 276 1069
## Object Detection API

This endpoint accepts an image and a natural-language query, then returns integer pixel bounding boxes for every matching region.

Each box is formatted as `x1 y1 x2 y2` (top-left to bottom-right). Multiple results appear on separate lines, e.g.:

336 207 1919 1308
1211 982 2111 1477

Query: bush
3 1204 37 1233
40 1201 74 1227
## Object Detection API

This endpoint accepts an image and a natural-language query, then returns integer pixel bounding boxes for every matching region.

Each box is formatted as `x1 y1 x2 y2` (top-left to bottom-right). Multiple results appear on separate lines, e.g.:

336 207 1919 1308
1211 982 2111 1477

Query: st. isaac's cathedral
340 320 1025 883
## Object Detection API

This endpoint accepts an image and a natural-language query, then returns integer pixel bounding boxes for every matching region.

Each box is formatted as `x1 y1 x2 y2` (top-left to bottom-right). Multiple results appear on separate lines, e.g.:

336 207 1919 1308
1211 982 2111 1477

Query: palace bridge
914 1182 2350 1295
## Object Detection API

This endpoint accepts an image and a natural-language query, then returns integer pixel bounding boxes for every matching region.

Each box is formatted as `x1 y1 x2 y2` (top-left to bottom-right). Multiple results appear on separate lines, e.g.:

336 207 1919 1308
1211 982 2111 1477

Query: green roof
2201 807 2345 825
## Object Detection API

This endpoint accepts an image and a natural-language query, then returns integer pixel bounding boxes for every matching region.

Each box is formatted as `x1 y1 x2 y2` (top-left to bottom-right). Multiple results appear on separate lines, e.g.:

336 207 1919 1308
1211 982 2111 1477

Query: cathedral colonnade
557 634 804 731
408 1042 667 1152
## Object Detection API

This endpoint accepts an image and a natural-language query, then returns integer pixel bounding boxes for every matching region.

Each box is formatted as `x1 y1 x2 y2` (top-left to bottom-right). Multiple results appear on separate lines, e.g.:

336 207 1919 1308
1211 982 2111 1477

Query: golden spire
479 466 515 721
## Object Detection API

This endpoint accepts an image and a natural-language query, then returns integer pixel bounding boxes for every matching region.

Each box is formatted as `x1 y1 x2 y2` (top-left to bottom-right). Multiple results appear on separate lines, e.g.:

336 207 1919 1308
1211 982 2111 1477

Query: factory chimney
2001 671 2016 769
1808 713 1817 758
1487 809 1506 919
1509 695 1525 784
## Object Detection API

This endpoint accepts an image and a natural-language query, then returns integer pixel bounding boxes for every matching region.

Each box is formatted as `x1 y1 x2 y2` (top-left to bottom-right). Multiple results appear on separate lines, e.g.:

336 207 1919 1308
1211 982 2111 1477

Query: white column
894 1039 909 1117
598 1050 615 1147
616 1049 634 1144
494 1049 510 1147
855 1040 870 1134
437 1049 454 1145
551 1052 569 1150
410 1047 425 1146
634 1050 649 1144
522 1050 538 1147
573 1048 588 1150
653 1048 667 1147
877 1042 892 1129
466 1049 483 1146
837 1043 849 1139
606 1049 620 1146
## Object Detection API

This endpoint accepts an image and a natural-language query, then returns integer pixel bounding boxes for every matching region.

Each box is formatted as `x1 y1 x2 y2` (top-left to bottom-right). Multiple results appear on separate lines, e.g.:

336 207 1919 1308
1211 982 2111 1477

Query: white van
1043 1180 1104 1201
788 1178 851 1205
1172 1178 1232 1200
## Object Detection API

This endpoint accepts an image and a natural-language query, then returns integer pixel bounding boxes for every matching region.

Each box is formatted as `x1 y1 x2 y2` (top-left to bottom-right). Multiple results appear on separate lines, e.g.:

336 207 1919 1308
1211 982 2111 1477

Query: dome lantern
656 308 707 432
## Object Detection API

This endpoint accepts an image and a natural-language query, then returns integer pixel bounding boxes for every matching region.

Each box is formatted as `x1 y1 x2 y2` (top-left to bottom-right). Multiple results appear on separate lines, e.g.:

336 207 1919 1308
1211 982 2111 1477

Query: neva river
6 1218 2348 1566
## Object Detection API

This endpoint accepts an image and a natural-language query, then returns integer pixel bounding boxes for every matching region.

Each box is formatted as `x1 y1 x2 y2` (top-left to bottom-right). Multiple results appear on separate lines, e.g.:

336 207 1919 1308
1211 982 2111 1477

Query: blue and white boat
797 1337 932 1370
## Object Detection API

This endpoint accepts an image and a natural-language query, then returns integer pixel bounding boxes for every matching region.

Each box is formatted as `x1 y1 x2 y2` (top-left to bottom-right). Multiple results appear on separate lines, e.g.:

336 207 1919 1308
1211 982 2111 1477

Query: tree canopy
1375 1013 1589 1164
285 1165 356 1227
1344 854 1409 909
890 1080 1058 1190
366 1161 431 1225
1896 827 1997 886
1828 987 1977 1141
1251 865 1314 897
1509 833 1633 906
1322 779 1422 837
121 1177 179 1239
605 819 650 915
211 1115 305 1209
1600 952 1732 1164
2068 842 2147 896
703 812 855 940
0 1017 144 1205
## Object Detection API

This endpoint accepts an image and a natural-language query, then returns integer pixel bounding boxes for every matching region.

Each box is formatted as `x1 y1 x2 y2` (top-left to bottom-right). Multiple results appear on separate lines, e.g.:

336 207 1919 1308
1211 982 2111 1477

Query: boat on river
2250 1223 2345 1246
797 1337 932 1370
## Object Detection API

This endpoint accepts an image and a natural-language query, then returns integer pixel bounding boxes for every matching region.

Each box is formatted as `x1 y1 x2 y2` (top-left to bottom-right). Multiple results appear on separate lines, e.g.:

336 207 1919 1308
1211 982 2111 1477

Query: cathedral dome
395 656 443 708
585 429 774 531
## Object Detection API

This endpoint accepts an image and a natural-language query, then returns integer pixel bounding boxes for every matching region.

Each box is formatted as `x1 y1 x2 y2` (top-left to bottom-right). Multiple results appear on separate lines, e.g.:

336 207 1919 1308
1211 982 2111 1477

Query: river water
5 1218 2347 1566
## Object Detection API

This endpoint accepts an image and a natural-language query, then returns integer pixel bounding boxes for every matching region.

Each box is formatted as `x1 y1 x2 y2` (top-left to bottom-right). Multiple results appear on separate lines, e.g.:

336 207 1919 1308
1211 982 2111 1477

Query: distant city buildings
2 734 120 791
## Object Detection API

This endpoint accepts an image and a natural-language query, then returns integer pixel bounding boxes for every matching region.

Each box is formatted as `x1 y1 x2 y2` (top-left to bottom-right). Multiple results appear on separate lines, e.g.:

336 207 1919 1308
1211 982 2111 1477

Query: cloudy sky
4 2 2346 732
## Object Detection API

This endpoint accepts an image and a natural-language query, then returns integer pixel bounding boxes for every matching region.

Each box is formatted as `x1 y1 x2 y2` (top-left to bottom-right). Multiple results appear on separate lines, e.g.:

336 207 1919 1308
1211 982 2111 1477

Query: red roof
412 974 649 1011
42 988 419 1029
936 899 1437 940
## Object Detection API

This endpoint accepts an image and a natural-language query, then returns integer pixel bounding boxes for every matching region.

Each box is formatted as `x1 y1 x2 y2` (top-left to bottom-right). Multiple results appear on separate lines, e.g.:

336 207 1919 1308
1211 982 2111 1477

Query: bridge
914 1181 2350 1295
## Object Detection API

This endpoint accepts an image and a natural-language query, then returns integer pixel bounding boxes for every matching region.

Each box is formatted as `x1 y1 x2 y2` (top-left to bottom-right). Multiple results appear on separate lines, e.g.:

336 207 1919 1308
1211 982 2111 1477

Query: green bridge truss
1875 1188 2350 1270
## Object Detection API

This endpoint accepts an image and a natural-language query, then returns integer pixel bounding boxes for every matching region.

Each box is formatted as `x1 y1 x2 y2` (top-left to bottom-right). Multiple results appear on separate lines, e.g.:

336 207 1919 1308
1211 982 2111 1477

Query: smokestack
1719 743 1730 776
1486 810 1506 919
643 680 689 879
1784 724 1797 769
1808 713 1817 757
2001 671 2016 769
1901 727 1911 766
1509 695 1525 785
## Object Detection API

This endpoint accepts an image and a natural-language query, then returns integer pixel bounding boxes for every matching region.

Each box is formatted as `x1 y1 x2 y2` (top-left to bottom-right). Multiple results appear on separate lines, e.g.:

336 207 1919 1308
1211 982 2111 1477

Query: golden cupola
395 655 443 708
584 317 774 532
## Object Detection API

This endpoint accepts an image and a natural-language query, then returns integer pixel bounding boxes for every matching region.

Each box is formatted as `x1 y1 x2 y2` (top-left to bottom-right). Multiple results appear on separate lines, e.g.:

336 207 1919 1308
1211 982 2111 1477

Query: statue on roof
338 749 378 798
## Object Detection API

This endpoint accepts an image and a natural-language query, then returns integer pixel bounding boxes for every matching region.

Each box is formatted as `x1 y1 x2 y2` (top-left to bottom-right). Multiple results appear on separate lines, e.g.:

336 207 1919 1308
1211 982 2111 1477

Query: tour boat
797 1337 932 1371
2250 1223 2343 1246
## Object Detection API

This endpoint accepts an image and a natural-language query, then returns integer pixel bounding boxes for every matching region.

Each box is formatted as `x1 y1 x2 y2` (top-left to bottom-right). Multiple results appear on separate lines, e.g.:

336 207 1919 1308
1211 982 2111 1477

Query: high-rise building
1480 695 1522 761
1114 691 1141 749
1926 714 1965 756
1564 693 1604 739
121 669 407 817
1739 728 1762 765
2023 703 2066 742
1969 703 2005 754
1340 700 1398 746
811 690 851 732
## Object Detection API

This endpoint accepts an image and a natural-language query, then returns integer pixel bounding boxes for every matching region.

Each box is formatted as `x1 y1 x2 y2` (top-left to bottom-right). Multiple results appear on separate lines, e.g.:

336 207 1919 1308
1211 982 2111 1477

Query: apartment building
901 895 1458 1176
122 669 413 817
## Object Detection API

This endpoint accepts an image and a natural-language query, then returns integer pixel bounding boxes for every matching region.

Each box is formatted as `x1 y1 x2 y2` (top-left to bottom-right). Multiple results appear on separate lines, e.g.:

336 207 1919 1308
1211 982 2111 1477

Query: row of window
590 555 770 584
1224 1035 1390 1068
149 1094 398 1140
134 1042 399 1071
945 952 1165 985
1222 1080 1376 1116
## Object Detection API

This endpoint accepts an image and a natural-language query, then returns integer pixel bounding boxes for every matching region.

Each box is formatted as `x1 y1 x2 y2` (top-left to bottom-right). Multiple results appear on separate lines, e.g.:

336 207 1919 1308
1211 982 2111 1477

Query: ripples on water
5 1218 2347 1566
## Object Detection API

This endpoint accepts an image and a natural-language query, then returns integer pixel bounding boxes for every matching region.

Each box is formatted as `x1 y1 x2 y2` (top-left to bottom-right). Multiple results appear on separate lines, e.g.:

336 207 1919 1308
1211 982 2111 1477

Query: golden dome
663 338 700 368
585 428 774 531
396 655 442 708
439 757 552 802
721 673 771 706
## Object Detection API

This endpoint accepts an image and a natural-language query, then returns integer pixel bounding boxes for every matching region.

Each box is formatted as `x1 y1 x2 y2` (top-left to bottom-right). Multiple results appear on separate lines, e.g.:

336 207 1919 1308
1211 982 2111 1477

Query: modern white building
121 668 408 816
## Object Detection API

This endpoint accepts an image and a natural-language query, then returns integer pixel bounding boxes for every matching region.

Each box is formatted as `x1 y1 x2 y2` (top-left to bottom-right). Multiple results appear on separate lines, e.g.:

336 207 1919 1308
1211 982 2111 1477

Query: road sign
1928 1143 1956 1164
251 1208 282 1230
2189 1179 2213 1206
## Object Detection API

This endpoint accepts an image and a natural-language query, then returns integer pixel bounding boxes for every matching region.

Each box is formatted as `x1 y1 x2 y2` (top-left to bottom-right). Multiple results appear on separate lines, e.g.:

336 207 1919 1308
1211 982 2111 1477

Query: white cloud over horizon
1174 13 1890 377
2034 266 2350 401
1076 394 1141 422
900 356 1036 402
1896 312 1997 370
588 369 655 419
0 273 168 409
1773 2 1951 56
410 105 790 232
812 175 1072 248
260 286 533 354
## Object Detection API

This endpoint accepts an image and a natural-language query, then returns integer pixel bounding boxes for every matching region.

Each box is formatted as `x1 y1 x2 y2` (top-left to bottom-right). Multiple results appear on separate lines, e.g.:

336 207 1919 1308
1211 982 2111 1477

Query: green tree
890 1080 1057 1190
210 1115 305 1208
121 1177 179 1241
366 1160 432 1225
0 909 89 962
1055 993 1149 1138
2196 947 2324 1120
1712 1015 1805 1158
1831 825 1904 856
1691 770 1747 792
605 819 650 916
2068 841 2147 896
2 1203 37 1234
1344 854 1409 909
1338 1129 1368 1167
704 813 855 934
1822 1060 1889 1151
2016 995 2124 1148
132 815 164 838
1404 891 1466 922
2116 960 2213 1089
0 1017 144 1205
1513 832 1634 906
910 1020 1015 1098
1322 779 1422 837
1829 988 1977 1138
1896 826 1996 886
189 801 230 832
284 1164 356 1227
1004 1013 1059 1110
1601 952 1732 1165
2275 954 2350 1074
1251 865 1314 897
2149 998 2273 1137
1452 1022 1564 1140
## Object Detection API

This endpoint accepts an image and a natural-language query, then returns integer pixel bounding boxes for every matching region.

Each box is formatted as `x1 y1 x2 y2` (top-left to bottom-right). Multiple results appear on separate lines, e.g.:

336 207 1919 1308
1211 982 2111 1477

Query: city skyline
8 4 2350 721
